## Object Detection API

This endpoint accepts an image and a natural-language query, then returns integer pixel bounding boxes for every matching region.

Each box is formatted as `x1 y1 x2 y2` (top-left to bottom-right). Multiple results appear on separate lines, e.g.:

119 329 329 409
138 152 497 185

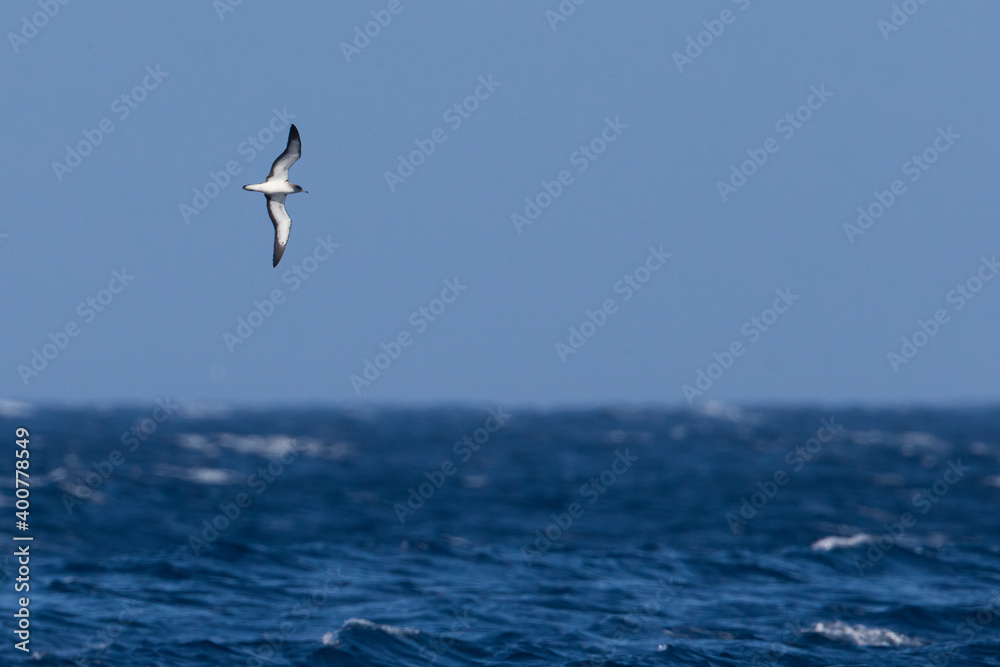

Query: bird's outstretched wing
266 194 291 267
267 124 302 181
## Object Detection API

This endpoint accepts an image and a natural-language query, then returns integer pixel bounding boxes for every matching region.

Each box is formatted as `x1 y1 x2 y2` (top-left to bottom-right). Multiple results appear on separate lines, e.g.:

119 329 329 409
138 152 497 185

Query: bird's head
293 184 309 193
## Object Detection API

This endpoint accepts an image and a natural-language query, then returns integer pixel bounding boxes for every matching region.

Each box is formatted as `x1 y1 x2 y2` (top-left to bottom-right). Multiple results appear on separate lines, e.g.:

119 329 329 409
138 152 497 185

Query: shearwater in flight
243 124 308 267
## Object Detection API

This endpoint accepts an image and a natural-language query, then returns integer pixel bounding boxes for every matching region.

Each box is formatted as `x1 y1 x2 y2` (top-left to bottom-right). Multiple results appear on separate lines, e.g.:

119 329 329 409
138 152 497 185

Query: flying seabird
243 124 308 267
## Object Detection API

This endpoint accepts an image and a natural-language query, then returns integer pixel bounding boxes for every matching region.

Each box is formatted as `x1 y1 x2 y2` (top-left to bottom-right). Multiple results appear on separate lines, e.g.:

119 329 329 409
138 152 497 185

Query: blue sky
3 1 998 406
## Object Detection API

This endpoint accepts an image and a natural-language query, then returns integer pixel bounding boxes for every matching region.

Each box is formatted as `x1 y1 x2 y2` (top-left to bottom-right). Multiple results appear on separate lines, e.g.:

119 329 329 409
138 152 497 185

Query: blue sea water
1 403 999 666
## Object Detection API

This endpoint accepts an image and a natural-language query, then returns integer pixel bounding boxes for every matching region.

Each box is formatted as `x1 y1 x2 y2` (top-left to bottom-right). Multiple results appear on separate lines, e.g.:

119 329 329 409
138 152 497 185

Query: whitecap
0 400 32 418
174 433 354 460
806 621 923 647
216 433 301 457
698 401 748 423
461 474 490 488
322 618 421 645
177 403 231 420
899 431 949 456
152 464 242 485
810 533 872 551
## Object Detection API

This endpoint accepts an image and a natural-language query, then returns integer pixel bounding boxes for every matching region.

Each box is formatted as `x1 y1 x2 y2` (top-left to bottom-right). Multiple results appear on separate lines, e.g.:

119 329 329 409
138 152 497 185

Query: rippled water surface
3 404 1000 665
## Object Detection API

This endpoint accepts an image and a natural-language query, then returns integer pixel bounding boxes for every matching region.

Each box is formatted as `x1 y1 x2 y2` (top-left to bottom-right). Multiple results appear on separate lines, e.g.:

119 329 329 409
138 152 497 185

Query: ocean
2 403 999 666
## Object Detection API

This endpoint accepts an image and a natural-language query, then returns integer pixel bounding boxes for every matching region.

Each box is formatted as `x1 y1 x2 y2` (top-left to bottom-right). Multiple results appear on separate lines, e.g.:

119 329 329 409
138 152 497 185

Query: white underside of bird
243 124 308 267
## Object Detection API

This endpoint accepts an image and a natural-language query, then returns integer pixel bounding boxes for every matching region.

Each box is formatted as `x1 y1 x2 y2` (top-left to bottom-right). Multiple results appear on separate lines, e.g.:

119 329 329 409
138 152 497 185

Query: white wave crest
811 533 872 551
152 464 243 485
176 433 356 460
807 621 923 647
321 617 421 645
0 400 32 418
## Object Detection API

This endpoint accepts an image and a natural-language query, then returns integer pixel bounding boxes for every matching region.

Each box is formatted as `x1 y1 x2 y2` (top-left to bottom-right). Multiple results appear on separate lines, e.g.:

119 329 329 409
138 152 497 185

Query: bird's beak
303 190 309 193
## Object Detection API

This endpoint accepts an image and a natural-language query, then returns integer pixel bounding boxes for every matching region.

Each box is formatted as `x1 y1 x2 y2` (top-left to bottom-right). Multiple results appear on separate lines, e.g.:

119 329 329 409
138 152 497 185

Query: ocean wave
152 464 244 485
322 617 422 645
806 621 924 647
811 533 873 551
7 406 997 666
175 432 355 460
0 399 31 418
